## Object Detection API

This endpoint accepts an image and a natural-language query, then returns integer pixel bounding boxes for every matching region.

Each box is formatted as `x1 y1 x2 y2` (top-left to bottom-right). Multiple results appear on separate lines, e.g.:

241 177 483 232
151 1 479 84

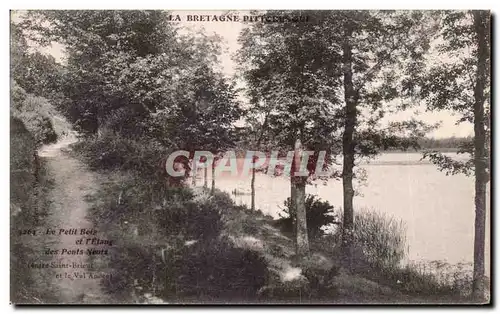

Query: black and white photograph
9 9 491 304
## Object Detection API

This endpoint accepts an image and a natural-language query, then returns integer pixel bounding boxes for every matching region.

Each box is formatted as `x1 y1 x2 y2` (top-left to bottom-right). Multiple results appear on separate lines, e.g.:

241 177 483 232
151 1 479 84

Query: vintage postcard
10 10 491 304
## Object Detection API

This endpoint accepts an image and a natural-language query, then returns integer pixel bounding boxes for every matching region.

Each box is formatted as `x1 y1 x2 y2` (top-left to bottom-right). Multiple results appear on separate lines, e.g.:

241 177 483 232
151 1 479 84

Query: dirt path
36 131 111 304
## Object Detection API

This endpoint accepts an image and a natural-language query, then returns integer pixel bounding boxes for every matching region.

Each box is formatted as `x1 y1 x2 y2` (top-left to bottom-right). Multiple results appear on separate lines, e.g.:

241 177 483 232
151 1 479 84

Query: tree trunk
251 114 269 211
341 26 357 270
203 167 208 189
211 159 216 194
294 137 309 256
471 10 490 302
290 177 297 223
32 151 40 223
295 177 308 256
251 166 256 211
191 160 197 187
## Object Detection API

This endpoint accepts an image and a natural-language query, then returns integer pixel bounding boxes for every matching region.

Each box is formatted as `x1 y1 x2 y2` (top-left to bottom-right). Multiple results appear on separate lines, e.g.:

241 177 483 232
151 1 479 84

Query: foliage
416 11 490 299
11 9 487 303
418 136 473 150
10 116 56 303
11 91 58 146
359 259 474 298
315 208 472 298
19 10 241 156
10 116 37 178
11 22 59 147
320 209 407 271
89 169 268 302
163 237 268 301
158 64 243 155
377 136 475 153
10 25 59 301
418 11 491 175
397 260 473 296
154 200 224 240
422 151 475 175
238 11 438 258
277 194 337 239
11 22 65 99
236 10 439 157
20 10 180 134
238 11 342 171
14 10 249 302
73 129 165 175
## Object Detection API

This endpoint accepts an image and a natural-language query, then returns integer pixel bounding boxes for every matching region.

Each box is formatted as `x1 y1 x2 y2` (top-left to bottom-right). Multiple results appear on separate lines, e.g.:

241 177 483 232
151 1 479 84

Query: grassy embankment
10 116 58 304
10 85 77 303
68 132 477 304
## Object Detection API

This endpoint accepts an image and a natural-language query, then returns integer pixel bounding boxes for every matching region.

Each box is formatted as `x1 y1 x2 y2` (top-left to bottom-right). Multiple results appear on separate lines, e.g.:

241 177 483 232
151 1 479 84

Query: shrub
74 130 162 174
302 265 340 299
276 194 337 239
103 243 160 297
207 190 238 212
155 200 223 241
163 237 269 301
88 166 226 240
242 220 259 235
11 83 58 146
324 209 407 271
18 113 58 145
163 187 195 204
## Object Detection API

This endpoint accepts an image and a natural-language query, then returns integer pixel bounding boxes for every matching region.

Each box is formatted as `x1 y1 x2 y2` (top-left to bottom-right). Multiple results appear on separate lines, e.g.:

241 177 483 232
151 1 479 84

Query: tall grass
401 260 474 297
352 208 408 270
314 206 473 299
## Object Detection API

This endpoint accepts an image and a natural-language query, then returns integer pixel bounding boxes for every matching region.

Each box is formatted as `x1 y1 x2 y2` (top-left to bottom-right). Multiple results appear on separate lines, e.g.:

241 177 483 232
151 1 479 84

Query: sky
25 10 474 139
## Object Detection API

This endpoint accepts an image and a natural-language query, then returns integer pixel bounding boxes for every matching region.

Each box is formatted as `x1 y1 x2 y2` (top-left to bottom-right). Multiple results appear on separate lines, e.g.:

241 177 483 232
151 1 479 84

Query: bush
89 170 231 236
207 190 238 212
103 243 160 297
11 83 58 146
163 237 269 301
74 130 162 174
276 194 337 239
18 113 58 145
155 200 223 241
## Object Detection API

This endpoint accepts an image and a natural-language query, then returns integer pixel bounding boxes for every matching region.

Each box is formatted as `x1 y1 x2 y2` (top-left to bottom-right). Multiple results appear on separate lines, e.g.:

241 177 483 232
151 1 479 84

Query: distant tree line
378 136 474 152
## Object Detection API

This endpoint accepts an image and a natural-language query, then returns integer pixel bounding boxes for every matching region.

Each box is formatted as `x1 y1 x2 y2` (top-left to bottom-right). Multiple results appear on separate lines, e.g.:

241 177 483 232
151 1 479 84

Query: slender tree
420 10 491 300
243 106 272 211
319 11 438 268
471 11 490 301
238 11 342 255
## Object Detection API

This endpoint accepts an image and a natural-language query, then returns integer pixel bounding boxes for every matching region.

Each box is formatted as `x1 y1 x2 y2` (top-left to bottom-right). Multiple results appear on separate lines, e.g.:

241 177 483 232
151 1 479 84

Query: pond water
193 152 490 271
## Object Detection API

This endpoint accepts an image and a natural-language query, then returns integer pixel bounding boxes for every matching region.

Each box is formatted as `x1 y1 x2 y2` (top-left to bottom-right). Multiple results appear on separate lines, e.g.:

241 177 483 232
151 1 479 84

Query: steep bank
18 131 113 304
